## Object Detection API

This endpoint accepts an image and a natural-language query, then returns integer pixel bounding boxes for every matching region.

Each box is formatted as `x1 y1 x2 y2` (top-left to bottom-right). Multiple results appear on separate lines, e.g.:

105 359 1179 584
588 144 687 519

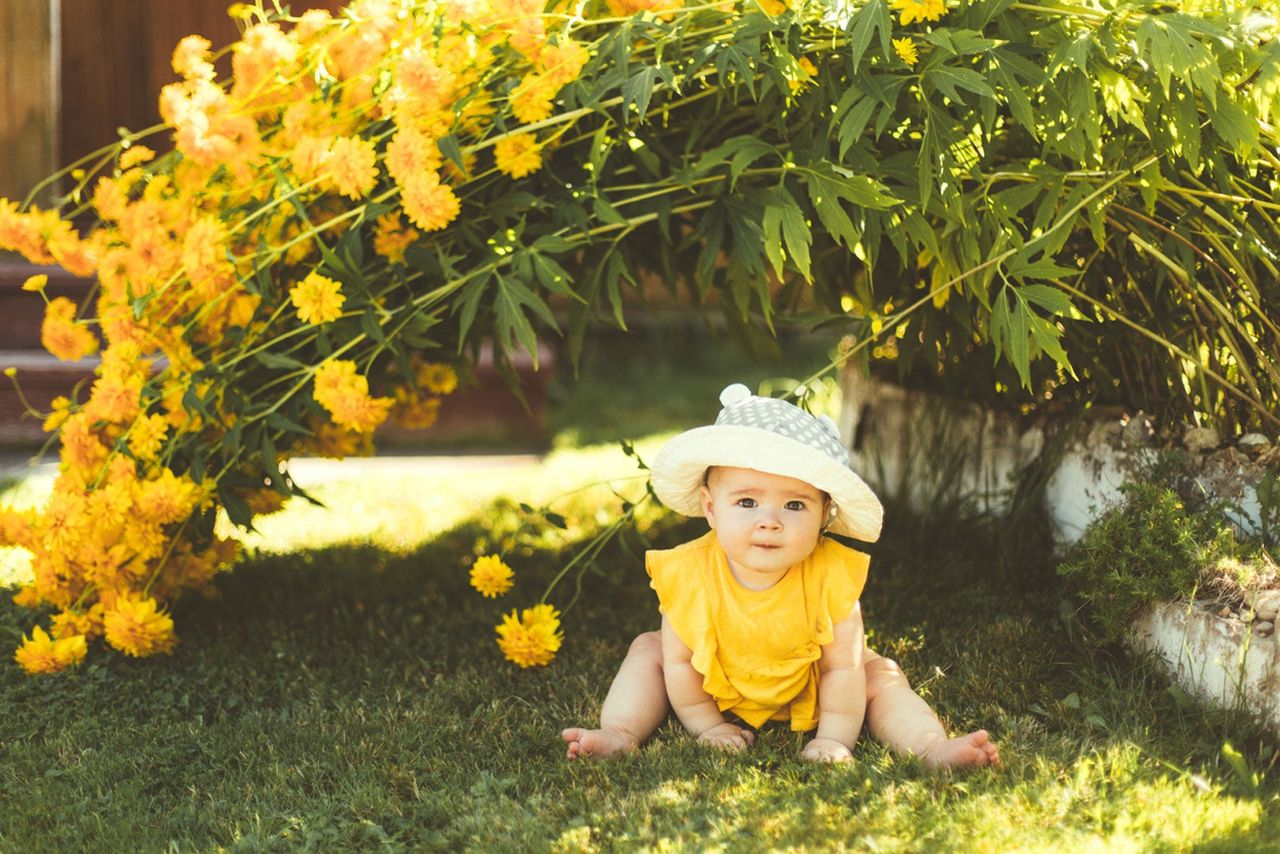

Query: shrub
1057 482 1238 641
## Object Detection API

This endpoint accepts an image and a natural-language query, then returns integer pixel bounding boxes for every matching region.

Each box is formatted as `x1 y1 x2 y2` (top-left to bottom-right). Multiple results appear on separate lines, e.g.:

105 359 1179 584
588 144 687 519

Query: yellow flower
119 145 156 169
493 133 543 179
22 273 47 292
313 358 394 434
392 389 441 430
510 74 555 124
394 47 456 114
51 609 98 640
289 134 331 184
85 370 143 425
401 173 460 233
417 362 458 395
103 595 176 657
172 34 214 80
0 506 33 549
470 555 515 597
384 127 442 188
136 469 199 525
41 297 98 362
496 603 563 668
14 625 87 674
327 136 379 200
290 271 346 325
538 38 589 88
41 395 70 433
373 213 419 265
890 0 947 26
128 413 170 461
893 37 919 66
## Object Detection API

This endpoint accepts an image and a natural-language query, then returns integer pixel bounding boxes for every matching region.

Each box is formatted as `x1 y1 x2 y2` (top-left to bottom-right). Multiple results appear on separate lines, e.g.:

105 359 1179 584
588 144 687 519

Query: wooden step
0 344 553 450
0 350 96 447
0 261 95 350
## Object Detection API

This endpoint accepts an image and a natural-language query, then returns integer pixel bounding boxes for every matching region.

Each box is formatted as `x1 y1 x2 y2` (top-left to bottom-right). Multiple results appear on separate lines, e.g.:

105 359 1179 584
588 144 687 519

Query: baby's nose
757 512 782 529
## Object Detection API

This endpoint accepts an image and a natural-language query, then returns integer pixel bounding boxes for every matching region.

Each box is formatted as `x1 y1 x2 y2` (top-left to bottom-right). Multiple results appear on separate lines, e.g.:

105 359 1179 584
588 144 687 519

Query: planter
839 371 1274 549
1130 600 1280 731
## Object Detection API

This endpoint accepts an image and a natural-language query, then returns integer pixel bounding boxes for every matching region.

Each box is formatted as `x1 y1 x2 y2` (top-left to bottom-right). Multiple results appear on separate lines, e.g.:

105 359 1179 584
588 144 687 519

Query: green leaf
694 135 777 189
1208 95 1258 158
760 188 811 281
253 351 305 371
845 0 892 68
593 195 628 225
266 411 311 435
807 172 857 249
622 65 657 122
837 95 877 161
437 134 466 172
360 310 388 346
1097 67 1149 136
1018 283 1075 315
923 65 995 102
531 253 581 300
1006 257 1079 284
1029 312 1073 376
1008 295 1031 389
803 163 898 209
987 49 1042 139
1169 87 1201 168
455 274 489 348
923 29 1000 58
261 431 290 497
494 276 558 365
218 483 255 531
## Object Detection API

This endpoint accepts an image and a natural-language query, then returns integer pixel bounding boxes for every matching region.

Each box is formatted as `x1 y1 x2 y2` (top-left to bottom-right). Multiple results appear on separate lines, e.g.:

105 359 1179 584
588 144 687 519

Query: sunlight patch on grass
0 469 54 587
221 438 669 554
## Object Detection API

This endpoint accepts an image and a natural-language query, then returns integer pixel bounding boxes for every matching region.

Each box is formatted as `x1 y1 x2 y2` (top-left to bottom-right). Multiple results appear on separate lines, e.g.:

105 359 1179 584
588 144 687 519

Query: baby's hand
802 736 853 763
696 722 755 751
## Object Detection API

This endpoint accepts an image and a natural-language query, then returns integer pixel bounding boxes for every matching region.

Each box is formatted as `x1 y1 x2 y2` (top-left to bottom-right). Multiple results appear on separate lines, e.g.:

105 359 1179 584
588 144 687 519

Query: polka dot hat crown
650 383 883 541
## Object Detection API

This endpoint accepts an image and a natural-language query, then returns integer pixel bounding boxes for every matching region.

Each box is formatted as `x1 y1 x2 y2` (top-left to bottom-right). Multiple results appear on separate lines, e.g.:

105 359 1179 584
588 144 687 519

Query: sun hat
650 383 883 542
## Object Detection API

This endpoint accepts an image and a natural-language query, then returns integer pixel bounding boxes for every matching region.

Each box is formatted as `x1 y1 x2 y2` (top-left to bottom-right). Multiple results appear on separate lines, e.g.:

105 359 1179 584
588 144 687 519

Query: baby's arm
661 615 754 751
803 603 867 763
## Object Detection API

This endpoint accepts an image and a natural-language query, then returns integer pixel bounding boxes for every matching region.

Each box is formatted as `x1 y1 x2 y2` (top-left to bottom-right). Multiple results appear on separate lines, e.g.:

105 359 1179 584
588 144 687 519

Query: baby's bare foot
919 730 1001 770
561 726 640 761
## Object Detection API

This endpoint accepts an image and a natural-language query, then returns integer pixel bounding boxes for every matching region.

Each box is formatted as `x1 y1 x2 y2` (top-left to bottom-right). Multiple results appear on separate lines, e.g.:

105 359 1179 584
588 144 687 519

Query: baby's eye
735 498 757 508
784 500 808 512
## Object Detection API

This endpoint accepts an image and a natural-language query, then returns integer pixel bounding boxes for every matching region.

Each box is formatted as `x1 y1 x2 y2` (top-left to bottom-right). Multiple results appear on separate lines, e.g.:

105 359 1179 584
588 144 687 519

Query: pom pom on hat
719 383 752 406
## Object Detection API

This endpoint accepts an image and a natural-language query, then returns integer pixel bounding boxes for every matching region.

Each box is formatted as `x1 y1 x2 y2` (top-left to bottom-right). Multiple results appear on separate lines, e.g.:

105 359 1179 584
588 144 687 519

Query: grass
1 330 1279 851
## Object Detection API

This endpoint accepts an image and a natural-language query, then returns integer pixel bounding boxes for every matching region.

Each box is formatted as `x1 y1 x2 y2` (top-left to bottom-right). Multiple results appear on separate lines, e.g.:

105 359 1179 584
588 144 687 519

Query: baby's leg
864 652 1000 770
562 631 668 760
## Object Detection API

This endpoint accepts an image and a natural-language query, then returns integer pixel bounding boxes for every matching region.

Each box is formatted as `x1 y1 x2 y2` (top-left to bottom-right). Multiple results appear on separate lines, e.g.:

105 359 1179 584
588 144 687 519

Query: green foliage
1057 482 1240 641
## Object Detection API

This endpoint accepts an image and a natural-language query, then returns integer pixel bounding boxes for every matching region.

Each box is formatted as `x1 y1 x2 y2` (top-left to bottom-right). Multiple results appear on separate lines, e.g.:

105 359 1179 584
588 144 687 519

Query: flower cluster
467 552 562 667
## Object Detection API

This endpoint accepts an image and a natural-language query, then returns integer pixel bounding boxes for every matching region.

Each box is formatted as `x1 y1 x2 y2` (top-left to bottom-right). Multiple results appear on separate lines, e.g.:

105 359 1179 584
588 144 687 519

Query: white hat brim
651 424 883 542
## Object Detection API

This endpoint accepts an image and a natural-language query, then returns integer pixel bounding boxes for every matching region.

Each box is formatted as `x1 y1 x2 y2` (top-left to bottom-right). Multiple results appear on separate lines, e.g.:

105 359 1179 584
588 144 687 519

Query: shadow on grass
2 500 1278 850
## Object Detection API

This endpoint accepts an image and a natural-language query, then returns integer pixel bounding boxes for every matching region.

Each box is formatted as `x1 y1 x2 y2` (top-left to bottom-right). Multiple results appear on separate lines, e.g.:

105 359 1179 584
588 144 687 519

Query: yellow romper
646 530 869 731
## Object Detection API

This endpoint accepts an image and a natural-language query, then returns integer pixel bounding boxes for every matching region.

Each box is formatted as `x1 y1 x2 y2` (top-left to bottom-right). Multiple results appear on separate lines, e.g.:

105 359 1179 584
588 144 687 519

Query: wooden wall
0 0 58 205
60 0 345 168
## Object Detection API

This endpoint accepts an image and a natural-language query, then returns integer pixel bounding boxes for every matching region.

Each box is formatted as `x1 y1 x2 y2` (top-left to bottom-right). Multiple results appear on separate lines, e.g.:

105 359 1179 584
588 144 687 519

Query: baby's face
700 466 827 591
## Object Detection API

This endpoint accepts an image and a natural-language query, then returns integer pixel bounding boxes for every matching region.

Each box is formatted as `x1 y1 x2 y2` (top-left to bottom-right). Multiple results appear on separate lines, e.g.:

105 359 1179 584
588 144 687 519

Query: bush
1057 482 1238 641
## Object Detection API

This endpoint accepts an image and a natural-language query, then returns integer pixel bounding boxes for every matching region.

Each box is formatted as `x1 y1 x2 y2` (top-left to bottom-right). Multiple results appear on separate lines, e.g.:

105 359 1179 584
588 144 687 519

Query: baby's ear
700 484 716 526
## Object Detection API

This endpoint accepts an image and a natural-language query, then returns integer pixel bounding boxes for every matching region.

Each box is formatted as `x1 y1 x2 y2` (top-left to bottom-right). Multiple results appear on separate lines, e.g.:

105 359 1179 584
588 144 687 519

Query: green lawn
1 333 1278 851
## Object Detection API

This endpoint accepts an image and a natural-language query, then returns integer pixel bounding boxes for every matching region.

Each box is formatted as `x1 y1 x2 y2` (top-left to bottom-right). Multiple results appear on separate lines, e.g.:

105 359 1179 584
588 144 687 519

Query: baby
562 383 999 768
